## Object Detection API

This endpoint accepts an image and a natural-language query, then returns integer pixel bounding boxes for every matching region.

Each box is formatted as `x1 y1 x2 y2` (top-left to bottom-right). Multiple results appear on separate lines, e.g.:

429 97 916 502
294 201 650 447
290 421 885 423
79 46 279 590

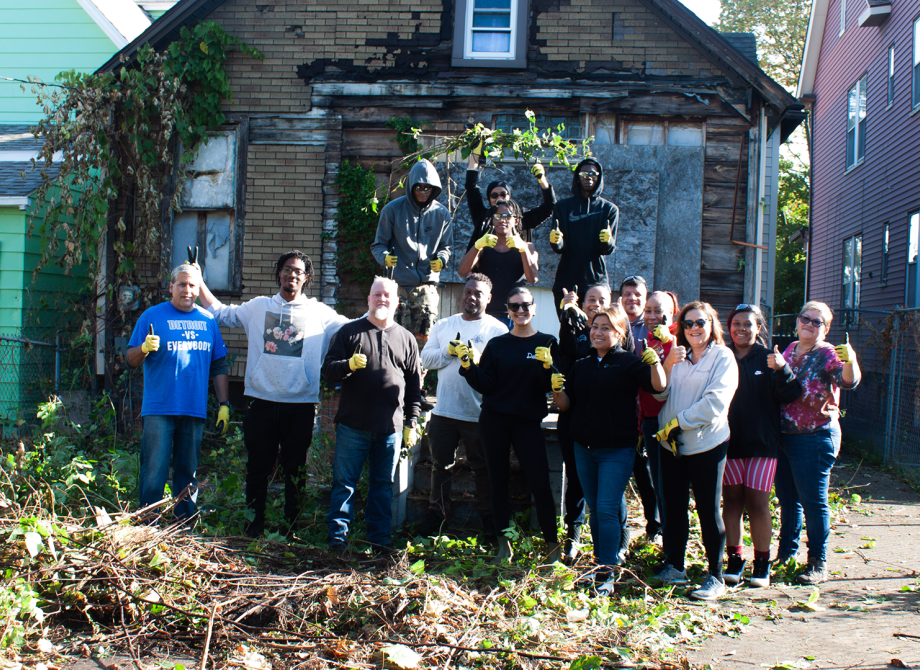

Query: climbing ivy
333 160 389 291
385 117 427 157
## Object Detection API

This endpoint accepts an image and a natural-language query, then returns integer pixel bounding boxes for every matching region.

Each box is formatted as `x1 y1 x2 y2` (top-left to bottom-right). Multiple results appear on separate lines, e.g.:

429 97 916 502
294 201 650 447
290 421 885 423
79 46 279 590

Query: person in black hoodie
553 304 666 594
456 286 561 564
549 158 619 314
465 149 555 250
723 304 802 588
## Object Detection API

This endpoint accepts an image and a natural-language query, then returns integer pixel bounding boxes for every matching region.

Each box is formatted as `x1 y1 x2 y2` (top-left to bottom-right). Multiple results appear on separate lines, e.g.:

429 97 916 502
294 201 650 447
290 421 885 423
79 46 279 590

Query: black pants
659 441 727 576
556 410 587 540
242 398 316 531
633 448 661 536
427 414 492 527
479 407 558 544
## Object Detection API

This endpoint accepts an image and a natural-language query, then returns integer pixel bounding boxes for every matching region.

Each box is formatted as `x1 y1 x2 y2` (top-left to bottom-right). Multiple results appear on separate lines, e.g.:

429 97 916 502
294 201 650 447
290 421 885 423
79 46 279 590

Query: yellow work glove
430 258 444 273
506 235 526 252
467 340 481 365
471 137 484 156
403 425 419 448
385 253 398 268
474 233 498 250
654 417 683 456
549 228 563 245
454 342 472 368
534 346 553 369
835 333 856 363
640 344 660 367
141 324 159 354
348 345 367 372
216 405 230 436
653 324 673 344
551 373 565 392
531 162 545 179
599 227 612 243
447 332 463 358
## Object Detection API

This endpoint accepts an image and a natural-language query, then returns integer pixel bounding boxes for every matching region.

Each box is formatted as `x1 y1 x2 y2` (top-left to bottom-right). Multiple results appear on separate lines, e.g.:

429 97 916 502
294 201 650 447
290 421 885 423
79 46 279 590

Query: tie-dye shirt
780 341 860 434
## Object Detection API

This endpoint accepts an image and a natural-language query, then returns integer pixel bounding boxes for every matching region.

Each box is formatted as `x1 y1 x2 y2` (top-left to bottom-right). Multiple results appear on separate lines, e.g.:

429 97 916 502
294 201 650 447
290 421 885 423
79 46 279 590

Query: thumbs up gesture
767 344 786 370
835 333 856 363
141 324 160 354
447 332 463 358
599 226 612 243
348 344 367 371
549 222 563 246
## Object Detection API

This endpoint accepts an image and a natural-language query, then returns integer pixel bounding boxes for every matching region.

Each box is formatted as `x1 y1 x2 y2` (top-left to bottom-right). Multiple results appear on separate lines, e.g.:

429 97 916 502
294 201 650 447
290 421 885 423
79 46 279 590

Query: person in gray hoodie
197 250 348 536
371 159 452 346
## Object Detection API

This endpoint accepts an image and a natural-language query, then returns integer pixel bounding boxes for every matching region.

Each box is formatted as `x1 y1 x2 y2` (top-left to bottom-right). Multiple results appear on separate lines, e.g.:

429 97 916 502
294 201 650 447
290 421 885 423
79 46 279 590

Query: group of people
128 152 860 602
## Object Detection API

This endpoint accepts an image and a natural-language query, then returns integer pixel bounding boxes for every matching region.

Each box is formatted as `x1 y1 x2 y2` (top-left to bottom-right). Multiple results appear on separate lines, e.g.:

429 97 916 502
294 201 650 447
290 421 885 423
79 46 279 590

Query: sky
679 0 722 25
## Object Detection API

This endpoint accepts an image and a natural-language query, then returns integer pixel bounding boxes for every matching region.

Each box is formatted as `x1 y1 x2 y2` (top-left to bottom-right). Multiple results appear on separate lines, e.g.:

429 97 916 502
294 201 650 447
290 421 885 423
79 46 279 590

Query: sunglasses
578 171 600 178
507 302 533 312
413 184 433 192
492 212 515 221
798 315 826 328
735 303 761 313
489 191 510 199
622 275 647 286
681 318 710 329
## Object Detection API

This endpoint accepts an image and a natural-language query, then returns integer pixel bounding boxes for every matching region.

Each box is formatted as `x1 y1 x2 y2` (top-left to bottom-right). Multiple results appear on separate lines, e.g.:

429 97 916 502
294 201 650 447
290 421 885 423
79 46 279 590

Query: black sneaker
723 553 746 585
750 556 770 587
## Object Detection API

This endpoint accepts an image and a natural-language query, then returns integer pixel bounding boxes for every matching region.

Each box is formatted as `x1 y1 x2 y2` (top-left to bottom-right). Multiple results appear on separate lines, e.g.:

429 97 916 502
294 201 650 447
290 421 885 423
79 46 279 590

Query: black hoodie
549 159 618 293
464 170 556 251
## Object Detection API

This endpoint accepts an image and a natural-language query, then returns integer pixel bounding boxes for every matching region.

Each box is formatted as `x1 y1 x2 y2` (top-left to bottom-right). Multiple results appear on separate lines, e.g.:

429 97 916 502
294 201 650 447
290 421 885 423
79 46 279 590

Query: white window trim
452 0 528 68
842 234 862 313
913 17 920 109
845 75 867 171
464 0 518 61
888 44 895 108
840 0 847 35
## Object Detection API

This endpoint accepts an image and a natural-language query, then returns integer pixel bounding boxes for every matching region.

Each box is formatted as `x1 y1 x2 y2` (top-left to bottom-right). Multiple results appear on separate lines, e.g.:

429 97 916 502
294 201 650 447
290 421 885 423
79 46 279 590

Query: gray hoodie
371 159 453 287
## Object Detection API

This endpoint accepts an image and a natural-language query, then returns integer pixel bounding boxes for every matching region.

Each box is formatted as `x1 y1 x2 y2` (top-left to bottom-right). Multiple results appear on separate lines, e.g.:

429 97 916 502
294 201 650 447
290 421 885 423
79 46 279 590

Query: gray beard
373 307 390 321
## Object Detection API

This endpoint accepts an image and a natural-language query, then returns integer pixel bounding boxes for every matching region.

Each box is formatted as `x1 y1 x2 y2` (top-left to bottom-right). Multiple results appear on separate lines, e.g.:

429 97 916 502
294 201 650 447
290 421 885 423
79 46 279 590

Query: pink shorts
723 457 777 492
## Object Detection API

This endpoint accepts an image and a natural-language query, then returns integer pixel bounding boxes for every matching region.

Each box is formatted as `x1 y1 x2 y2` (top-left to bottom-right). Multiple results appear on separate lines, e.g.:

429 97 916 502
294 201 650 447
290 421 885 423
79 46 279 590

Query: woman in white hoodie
652 301 738 601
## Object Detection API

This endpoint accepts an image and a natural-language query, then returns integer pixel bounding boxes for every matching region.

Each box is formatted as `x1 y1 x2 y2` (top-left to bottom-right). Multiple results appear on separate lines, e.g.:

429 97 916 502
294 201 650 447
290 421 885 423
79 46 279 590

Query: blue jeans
775 422 841 563
140 415 205 521
574 443 634 567
326 423 400 548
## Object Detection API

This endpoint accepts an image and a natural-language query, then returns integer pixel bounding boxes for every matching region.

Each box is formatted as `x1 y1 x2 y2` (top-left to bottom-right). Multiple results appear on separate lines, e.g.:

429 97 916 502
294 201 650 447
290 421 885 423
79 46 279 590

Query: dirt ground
689 454 920 670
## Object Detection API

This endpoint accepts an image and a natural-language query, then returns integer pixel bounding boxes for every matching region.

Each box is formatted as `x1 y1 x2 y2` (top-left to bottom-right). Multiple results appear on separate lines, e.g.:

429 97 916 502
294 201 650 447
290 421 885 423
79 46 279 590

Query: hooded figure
372 159 453 288
549 158 619 312
464 165 556 251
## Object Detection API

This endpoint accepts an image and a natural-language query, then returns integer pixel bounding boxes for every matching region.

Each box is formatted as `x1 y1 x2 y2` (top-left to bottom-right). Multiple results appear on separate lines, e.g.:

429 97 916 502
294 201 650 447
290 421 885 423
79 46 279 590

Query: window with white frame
840 0 847 34
882 222 890 285
452 0 527 67
842 235 862 314
846 75 867 169
914 18 920 108
908 211 920 306
616 118 704 147
171 129 244 293
888 44 895 106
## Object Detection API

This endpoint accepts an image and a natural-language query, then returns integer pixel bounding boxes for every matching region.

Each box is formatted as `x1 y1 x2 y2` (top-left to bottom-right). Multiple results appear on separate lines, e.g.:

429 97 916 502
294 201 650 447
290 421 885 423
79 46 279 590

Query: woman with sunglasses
653 301 738 600
774 301 860 584
458 202 539 329
457 286 561 564
553 304 666 594
465 150 556 250
722 304 802 588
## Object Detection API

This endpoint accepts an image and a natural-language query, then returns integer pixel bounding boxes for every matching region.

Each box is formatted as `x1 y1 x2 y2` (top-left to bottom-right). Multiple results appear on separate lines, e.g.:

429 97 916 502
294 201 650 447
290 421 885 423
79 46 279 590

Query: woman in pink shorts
723 304 802 587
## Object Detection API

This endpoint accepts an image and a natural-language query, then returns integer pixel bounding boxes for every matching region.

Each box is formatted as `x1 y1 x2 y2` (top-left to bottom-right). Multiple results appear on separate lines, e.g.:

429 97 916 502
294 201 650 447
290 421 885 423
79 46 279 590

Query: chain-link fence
772 308 920 472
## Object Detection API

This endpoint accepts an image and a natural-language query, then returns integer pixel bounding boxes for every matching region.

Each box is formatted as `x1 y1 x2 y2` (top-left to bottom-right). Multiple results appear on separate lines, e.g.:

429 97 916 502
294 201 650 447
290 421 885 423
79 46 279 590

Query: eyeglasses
578 171 600 178
413 184 433 192
492 212 515 221
735 303 762 313
798 315 826 328
281 267 307 277
681 318 710 329
507 302 533 312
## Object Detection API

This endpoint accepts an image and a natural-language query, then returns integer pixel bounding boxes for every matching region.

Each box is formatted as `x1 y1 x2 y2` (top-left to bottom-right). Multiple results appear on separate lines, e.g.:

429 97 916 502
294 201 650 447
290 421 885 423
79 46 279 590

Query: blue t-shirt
128 302 228 418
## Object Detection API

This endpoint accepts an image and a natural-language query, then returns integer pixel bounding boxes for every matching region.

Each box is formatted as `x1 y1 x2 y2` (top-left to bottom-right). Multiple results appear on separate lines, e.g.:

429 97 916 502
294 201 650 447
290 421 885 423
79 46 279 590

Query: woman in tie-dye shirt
774 301 861 586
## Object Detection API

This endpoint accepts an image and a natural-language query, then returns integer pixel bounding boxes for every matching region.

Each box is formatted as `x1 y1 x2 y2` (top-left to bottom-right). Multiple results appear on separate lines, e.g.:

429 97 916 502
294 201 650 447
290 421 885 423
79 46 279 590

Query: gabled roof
75 0 151 48
97 0 803 130
798 0 829 97
721 33 759 66
0 126 59 200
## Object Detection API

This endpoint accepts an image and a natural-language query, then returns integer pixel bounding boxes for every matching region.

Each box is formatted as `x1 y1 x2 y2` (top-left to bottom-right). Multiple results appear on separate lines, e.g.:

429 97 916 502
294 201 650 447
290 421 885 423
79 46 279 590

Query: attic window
452 0 528 68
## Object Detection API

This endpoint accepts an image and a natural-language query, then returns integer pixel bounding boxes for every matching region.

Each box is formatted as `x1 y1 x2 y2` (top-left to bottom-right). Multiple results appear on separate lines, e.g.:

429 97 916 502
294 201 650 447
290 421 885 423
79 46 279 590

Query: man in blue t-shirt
127 264 230 521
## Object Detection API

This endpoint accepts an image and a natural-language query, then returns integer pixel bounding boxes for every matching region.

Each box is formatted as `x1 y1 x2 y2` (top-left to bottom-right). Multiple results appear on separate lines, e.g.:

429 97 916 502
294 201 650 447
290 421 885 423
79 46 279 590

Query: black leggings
480 407 559 544
659 441 727 576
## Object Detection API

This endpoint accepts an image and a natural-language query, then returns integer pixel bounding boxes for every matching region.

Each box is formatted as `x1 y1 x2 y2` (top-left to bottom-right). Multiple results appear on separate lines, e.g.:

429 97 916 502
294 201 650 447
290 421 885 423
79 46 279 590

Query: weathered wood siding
810 0 920 311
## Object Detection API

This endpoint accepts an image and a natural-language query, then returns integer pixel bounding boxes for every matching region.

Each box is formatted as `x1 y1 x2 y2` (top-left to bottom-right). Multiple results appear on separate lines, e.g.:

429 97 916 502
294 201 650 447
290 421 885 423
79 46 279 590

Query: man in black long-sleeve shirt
323 277 422 553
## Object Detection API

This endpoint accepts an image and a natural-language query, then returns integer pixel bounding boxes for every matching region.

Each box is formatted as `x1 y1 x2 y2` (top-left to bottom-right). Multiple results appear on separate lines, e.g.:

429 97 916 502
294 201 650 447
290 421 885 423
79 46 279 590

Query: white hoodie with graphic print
207 293 348 403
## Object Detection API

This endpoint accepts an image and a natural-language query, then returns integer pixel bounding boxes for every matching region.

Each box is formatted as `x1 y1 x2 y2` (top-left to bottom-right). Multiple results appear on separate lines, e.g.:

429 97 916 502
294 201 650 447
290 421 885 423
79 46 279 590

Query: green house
0 0 172 426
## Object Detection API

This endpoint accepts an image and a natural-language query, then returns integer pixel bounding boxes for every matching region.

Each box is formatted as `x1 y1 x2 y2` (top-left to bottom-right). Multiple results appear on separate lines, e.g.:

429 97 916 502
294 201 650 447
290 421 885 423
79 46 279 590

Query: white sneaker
691 575 726 600
654 565 689 585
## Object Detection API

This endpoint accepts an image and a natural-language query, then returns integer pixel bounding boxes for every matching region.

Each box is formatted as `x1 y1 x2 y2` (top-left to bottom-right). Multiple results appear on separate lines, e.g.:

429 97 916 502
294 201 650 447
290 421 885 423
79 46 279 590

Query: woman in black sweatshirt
457 286 560 564
723 304 802 588
553 305 666 593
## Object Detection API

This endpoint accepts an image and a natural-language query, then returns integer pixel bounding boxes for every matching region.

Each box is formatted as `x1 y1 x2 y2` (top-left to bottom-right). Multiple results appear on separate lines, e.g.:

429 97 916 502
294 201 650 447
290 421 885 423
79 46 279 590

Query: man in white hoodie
198 250 348 536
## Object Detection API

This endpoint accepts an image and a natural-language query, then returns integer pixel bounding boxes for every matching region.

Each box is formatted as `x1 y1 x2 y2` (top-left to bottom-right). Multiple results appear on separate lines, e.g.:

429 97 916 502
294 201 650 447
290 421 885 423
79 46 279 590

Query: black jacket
322 317 422 433
550 158 618 292
464 170 556 251
727 343 803 458
564 347 655 449
459 331 557 422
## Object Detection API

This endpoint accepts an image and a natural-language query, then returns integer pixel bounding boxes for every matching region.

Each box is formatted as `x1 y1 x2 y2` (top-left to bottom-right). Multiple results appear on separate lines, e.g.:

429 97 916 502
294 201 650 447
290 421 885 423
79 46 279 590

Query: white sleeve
207 297 256 329
421 319 453 370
